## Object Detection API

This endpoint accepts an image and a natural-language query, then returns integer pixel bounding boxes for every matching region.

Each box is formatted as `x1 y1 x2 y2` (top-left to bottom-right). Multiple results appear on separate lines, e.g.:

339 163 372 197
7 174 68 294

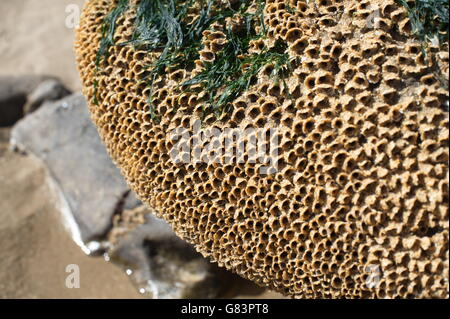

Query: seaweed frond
183 38 291 119
397 0 449 45
93 0 129 105
95 0 295 121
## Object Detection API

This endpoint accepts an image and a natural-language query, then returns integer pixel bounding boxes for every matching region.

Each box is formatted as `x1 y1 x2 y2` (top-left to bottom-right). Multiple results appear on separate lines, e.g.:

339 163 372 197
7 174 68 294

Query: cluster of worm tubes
75 0 449 298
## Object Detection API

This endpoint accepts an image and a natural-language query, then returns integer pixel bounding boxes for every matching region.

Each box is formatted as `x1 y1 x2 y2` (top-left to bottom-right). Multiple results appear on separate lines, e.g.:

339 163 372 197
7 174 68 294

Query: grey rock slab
24 79 71 114
0 75 56 97
0 75 56 127
11 93 131 243
123 191 143 211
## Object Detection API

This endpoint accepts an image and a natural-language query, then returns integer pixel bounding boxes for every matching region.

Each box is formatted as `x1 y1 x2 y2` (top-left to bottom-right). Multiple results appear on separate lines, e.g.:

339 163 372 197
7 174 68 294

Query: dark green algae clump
94 0 293 121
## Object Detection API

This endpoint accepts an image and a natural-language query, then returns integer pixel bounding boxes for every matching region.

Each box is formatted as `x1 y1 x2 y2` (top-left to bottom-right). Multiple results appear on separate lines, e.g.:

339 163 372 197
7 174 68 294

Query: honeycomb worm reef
75 0 449 298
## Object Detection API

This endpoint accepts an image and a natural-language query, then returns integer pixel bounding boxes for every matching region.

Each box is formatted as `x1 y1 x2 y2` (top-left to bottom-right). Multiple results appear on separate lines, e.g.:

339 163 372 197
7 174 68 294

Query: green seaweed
93 0 129 105
96 0 129 67
183 38 291 119
397 0 449 45
94 0 294 121
397 0 449 90
124 0 217 120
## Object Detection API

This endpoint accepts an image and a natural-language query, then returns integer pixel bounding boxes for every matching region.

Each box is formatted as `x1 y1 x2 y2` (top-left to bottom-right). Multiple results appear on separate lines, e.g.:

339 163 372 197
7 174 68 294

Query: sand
0 0 85 91
0 0 285 299
0 0 142 298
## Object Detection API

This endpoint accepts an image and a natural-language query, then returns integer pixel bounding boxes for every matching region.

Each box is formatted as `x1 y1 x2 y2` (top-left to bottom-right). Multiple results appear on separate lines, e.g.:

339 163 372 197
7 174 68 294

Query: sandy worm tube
75 0 448 298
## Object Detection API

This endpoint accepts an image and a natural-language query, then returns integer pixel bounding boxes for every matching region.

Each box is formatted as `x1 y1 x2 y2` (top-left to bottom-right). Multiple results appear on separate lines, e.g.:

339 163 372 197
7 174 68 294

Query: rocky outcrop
11 93 133 244
24 79 71 114
0 75 70 127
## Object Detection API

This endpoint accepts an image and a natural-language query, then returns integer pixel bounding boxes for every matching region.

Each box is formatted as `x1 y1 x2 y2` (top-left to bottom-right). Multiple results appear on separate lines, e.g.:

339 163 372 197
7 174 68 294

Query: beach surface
0 0 85 90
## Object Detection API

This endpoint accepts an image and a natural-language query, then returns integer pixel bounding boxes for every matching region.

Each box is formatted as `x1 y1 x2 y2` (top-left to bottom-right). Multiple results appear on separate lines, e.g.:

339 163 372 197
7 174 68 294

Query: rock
23 79 71 114
0 92 26 127
123 190 144 211
0 75 56 97
0 75 55 127
10 93 135 243
108 206 266 299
